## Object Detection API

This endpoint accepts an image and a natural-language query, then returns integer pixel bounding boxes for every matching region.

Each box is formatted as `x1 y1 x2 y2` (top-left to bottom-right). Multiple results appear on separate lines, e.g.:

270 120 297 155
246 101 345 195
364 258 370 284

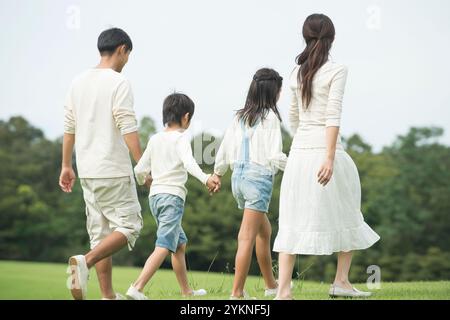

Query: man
59 28 148 300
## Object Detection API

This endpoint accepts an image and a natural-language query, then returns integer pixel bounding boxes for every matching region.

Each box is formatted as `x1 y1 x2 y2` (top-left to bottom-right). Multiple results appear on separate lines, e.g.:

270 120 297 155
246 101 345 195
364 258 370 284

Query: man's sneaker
126 284 149 300
329 284 372 298
230 290 256 300
101 293 127 300
264 280 294 297
67 255 89 300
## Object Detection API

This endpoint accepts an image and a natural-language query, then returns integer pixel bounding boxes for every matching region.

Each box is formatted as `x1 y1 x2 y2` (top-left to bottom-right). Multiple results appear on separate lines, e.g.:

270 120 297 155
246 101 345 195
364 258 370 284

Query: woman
273 14 380 299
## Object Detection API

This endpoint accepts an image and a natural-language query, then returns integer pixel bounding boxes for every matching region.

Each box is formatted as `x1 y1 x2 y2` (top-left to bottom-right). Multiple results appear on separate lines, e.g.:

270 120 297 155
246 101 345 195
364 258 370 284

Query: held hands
59 166 76 193
206 174 222 195
317 158 334 186
144 174 153 190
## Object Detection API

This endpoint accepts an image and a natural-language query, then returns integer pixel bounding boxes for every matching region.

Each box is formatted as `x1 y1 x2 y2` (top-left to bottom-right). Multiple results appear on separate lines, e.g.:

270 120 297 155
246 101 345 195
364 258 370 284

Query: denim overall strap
239 118 261 163
239 119 250 163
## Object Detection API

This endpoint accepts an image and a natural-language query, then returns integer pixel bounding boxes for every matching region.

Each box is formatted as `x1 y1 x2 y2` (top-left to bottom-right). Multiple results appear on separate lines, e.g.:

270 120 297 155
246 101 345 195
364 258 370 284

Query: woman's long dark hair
237 68 282 127
296 14 335 108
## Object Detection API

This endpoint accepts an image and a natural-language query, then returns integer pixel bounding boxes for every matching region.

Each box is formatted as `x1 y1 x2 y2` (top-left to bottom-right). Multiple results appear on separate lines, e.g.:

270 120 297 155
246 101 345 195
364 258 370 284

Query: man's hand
60 133 76 193
59 166 76 193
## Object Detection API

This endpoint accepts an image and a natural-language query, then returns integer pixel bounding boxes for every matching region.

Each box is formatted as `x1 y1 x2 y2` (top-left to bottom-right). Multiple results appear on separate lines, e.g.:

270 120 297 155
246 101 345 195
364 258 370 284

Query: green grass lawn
0 260 448 300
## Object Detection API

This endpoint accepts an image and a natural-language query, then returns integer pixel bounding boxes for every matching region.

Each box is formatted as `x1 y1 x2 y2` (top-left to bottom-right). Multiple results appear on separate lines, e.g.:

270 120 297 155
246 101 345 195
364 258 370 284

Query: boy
126 93 220 299
60 28 147 300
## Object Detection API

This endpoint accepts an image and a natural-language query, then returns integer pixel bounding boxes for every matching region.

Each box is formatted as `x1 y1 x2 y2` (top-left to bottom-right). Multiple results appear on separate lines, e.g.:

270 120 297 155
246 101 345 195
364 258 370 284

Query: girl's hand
317 158 334 186
211 174 221 193
206 176 218 194
206 174 221 194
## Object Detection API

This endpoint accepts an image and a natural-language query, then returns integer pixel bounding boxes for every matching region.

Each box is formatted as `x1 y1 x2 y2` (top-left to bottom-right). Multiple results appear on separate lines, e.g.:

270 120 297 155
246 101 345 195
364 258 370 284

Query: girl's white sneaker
126 284 149 300
329 284 372 298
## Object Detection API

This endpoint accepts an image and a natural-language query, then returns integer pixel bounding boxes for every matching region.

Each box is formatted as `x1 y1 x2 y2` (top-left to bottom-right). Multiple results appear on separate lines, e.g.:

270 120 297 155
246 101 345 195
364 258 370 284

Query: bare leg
85 231 127 268
255 214 277 289
275 252 296 300
231 209 265 297
95 256 115 299
133 247 169 292
333 251 353 290
171 243 192 295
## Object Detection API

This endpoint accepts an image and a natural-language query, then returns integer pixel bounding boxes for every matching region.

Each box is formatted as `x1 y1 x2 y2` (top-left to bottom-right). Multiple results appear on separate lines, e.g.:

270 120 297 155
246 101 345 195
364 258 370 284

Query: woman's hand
317 158 334 186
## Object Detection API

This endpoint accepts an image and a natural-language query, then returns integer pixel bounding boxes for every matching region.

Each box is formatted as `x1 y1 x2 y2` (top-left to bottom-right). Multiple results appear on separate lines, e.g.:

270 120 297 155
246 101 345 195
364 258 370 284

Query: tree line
0 116 449 282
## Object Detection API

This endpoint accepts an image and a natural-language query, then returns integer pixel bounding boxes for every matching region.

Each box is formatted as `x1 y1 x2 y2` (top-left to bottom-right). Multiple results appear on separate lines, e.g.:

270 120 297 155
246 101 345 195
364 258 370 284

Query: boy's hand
206 175 221 194
144 174 153 189
206 176 216 194
59 166 76 193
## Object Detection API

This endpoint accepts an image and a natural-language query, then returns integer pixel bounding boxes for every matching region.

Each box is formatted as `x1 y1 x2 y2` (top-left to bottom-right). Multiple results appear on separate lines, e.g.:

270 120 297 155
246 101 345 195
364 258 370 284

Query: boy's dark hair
163 93 195 126
97 28 133 56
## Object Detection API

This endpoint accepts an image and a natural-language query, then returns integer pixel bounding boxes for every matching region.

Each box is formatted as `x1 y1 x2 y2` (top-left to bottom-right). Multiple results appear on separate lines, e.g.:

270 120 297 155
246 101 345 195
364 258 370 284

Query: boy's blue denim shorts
231 162 274 213
149 193 187 253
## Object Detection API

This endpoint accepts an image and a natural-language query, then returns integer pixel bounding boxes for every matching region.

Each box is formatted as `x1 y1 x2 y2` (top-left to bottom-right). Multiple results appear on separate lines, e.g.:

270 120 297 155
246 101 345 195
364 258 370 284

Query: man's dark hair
97 28 133 56
163 93 195 126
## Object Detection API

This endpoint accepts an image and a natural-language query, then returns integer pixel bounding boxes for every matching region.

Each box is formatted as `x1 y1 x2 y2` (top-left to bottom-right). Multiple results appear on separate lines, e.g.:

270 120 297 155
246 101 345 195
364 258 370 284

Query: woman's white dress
273 61 380 255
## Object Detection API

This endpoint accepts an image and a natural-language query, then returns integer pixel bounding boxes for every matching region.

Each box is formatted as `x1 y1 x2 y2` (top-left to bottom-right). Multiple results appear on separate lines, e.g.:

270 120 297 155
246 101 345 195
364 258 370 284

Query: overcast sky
1 0 449 151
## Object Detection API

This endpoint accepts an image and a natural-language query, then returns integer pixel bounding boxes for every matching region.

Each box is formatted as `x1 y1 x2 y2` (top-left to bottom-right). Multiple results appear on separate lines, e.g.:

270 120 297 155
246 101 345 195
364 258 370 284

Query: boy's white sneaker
67 255 89 300
101 293 127 300
126 284 149 300
192 289 207 296
264 280 294 297
329 284 372 298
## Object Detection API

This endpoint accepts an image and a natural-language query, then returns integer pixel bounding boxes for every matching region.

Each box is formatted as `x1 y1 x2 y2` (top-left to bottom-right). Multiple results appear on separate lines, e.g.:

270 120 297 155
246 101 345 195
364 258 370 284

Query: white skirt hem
273 222 380 256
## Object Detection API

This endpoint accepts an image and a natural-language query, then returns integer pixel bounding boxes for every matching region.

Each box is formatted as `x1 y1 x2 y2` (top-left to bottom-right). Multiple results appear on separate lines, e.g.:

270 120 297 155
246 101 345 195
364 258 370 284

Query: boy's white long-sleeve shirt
134 130 210 201
214 110 287 176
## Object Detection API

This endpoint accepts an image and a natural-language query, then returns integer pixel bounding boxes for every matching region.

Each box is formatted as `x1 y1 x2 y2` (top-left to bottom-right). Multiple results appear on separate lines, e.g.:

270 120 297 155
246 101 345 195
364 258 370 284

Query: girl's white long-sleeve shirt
134 130 210 201
214 110 287 176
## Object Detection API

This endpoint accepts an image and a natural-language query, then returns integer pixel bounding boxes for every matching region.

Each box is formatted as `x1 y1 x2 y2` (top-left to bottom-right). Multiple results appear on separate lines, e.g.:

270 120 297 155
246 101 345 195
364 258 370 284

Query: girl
214 68 288 299
273 14 380 299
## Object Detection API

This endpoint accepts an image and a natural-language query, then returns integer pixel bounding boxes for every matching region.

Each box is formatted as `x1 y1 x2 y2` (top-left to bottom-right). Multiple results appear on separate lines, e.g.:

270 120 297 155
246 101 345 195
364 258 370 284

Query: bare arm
123 131 143 163
134 138 152 186
325 126 339 161
59 133 76 193
318 66 348 186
